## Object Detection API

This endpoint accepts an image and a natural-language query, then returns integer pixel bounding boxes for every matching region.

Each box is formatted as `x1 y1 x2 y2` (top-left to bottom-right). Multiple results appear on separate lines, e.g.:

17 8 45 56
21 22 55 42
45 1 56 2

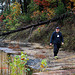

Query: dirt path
0 41 75 75
20 43 75 75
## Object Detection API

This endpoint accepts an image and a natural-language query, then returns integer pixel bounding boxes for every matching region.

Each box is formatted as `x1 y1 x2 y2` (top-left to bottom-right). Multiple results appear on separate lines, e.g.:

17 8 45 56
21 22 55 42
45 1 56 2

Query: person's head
56 27 60 32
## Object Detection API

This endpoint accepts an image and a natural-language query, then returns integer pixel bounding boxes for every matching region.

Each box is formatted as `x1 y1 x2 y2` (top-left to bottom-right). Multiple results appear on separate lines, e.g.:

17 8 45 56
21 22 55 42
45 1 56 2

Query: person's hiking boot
54 56 58 59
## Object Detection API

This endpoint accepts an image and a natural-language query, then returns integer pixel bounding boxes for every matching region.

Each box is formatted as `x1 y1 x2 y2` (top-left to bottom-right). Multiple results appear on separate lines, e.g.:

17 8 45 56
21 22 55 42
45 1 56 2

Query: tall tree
0 0 5 13
71 2 74 8
24 0 27 13
24 0 31 14
8 0 10 10
56 0 58 7
19 0 23 13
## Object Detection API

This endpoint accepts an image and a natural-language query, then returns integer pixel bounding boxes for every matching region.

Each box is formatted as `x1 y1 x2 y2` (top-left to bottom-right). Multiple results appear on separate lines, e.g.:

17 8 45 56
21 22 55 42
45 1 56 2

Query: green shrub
55 2 66 16
9 52 30 75
18 14 32 23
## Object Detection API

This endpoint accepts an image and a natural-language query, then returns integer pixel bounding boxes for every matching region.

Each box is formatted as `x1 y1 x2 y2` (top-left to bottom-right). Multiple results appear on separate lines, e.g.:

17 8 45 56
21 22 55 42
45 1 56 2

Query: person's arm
61 33 64 45
50 32 54 45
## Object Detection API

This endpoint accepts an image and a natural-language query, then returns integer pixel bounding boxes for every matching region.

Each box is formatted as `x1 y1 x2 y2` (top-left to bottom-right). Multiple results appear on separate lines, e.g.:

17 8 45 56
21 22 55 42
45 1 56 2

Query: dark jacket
50 31 64 44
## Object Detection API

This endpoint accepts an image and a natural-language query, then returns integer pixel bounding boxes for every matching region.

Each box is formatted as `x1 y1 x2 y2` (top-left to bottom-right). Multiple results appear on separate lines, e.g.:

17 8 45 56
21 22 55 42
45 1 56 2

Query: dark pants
54 43 61 56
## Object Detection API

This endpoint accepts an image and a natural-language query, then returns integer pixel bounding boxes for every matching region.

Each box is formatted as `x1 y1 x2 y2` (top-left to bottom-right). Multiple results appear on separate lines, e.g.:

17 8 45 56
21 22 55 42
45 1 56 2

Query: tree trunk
24 0 27 13
1 0 5 13
19 0 23 13
1 3 3 13
4 0 8 11
8 0 10 11
24 0 31 14
71 2 74 8
56 0 58 7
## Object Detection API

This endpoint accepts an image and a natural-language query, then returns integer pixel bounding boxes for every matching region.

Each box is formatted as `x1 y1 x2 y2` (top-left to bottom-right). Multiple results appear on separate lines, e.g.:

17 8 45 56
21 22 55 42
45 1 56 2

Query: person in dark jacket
50 27 64 59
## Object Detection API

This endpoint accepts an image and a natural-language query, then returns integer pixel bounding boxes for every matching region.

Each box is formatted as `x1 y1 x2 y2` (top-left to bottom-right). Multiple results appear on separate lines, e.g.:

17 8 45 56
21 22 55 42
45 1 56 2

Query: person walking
50 27 64 59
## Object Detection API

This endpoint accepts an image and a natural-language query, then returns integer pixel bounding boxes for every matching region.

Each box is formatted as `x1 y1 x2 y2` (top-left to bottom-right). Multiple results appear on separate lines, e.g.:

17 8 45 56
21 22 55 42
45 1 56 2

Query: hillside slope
29 14 75 51
6 14 75 51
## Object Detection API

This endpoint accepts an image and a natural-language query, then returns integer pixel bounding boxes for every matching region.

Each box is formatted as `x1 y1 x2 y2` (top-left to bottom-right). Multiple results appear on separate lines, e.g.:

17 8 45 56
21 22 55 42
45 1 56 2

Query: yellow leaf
40 64 44 68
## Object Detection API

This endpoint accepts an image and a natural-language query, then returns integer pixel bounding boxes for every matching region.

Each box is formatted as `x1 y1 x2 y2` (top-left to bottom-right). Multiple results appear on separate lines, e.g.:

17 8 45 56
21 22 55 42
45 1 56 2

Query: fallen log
0 12 73 36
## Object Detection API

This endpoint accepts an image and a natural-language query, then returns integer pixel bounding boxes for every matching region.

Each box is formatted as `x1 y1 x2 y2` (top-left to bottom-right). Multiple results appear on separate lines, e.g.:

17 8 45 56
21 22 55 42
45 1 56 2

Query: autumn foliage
0 15 4 22
34 0 50 9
